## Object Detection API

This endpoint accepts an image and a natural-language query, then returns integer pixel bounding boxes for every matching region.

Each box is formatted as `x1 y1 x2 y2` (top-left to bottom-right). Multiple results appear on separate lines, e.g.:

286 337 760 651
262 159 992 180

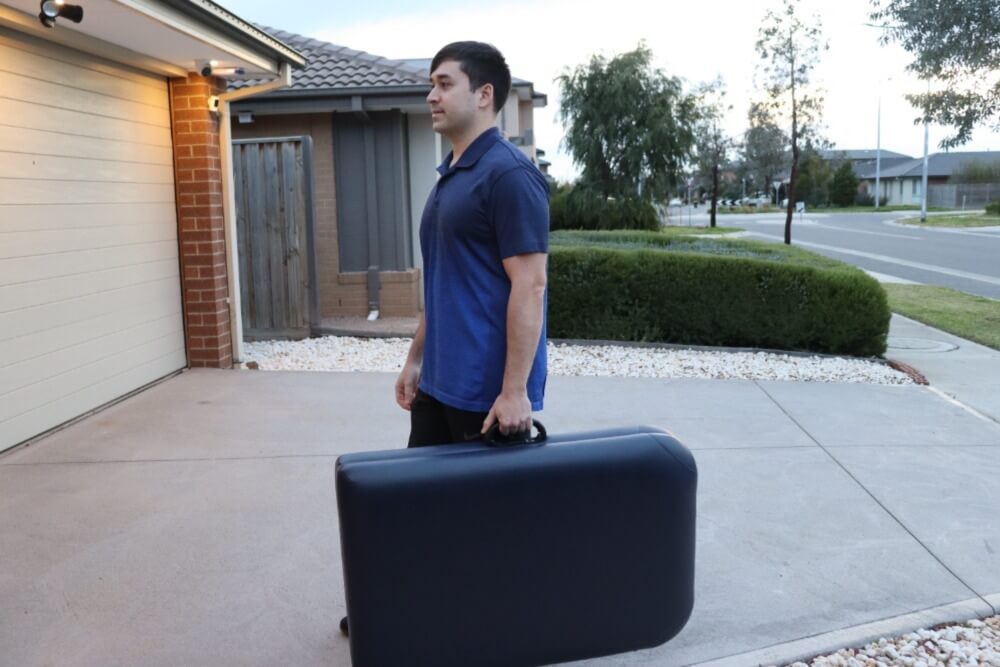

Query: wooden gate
233 136 319 340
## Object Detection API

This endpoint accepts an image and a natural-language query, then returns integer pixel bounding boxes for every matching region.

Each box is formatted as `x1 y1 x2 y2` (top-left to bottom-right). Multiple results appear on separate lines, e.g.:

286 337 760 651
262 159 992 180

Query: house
853 151 1000 207
0 0 304 453
228 29 548 321
819 148 913 177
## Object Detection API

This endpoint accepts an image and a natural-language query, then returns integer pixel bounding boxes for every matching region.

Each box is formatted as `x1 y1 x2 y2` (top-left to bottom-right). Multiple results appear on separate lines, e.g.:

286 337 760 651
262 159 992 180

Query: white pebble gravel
779 615 1000 667
243 336 913 385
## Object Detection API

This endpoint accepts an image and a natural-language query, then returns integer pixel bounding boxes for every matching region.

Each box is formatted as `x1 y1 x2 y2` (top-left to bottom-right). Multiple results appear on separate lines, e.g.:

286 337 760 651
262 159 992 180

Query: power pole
875 95 881 209
920 115 929 222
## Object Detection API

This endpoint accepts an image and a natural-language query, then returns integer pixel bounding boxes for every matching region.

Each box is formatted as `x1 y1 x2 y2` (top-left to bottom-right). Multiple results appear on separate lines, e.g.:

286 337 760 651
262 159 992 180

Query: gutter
158 0 305 68
215 63 293 364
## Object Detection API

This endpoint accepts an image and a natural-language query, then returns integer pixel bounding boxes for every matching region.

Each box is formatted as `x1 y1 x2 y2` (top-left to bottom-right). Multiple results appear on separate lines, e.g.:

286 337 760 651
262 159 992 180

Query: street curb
688 596 998 667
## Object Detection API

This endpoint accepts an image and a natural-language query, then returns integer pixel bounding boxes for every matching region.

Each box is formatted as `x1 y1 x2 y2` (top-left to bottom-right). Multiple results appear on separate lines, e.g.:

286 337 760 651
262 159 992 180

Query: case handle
483 419 547 447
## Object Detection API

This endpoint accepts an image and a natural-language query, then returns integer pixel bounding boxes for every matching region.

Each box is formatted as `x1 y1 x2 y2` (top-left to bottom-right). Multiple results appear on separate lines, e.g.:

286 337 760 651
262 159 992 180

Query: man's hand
395 361 421 411
482 388 532 436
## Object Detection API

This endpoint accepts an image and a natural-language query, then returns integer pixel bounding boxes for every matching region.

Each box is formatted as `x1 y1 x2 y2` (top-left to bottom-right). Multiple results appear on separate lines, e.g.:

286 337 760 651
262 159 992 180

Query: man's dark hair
430 41 511 113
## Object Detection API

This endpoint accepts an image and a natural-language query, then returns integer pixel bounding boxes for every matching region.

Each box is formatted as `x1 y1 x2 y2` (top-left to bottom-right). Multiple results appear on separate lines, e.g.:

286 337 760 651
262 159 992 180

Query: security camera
39 0 84 27
201 64 213 77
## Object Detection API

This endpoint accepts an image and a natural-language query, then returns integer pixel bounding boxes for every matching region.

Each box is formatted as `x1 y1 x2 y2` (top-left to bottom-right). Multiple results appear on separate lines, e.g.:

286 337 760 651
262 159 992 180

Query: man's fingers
481 408 497 434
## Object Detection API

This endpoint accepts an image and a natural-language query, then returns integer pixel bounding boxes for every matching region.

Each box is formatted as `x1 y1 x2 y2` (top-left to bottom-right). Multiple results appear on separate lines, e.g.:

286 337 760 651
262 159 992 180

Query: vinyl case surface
336 425 697 667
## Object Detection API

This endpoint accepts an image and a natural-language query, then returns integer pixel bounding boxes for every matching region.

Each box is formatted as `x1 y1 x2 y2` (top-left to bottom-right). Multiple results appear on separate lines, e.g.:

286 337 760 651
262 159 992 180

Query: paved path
2 331 999 665
886 314 1000 426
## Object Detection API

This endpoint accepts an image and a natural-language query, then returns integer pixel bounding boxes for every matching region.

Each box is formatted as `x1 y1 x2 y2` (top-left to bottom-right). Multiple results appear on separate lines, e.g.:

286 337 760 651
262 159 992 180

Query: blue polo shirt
419 127 549 412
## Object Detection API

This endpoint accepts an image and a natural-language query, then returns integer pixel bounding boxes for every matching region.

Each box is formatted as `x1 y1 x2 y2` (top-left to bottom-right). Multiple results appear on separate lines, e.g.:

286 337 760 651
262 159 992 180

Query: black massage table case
335 424 697 667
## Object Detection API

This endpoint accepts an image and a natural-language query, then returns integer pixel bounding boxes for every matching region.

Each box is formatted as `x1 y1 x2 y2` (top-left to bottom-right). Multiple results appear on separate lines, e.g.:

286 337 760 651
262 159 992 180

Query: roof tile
229 26 429 92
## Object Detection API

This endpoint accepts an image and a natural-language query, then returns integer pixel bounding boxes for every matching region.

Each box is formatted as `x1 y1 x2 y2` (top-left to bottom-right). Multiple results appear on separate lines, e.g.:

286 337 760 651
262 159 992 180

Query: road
668 209 1000 300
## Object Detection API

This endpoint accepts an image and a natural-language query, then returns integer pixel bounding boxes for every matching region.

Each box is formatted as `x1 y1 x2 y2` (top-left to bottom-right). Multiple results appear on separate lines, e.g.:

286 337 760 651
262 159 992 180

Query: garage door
0 28 187 453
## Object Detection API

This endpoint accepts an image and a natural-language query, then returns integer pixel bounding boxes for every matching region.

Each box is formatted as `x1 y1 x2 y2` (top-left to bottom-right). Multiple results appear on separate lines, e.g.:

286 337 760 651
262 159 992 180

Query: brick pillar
169 74 233 368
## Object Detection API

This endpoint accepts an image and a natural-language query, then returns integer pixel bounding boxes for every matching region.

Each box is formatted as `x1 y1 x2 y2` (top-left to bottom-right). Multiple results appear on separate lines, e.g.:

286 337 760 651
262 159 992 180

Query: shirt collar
437 127 501 176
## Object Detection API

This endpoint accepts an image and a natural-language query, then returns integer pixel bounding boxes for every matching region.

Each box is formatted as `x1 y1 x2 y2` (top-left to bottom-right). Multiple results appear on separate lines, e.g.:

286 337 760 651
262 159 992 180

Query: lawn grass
883 284 1000 351
658 224 743 235
896 214 1000 228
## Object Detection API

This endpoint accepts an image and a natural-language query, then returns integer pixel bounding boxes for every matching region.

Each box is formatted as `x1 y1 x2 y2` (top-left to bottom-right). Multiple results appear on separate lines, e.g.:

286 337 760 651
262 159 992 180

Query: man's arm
396 313 426 410
481 252 547 435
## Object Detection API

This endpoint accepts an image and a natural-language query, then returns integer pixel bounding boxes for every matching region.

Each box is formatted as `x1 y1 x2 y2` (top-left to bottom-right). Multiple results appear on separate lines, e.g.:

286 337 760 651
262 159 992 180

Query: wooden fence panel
233 137 317 340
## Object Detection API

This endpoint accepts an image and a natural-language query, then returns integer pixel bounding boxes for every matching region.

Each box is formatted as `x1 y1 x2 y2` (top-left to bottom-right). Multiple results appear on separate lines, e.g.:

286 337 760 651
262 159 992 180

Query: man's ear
478 83 495 111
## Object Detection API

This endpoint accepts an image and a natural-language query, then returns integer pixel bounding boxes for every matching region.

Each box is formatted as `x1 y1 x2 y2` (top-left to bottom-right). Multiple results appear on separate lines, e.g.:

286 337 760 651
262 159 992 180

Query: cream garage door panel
0 153 175 184
0 277 182 361
0 32 187 453
0 258 179 313
1 202 177 233
1 287 181 369
1 335 187 451
0 126 174 166
0 70 172 128
1 223 179 259
0 239 178 284
0 97 173 148
0 180 177 206
0 312 185 408
0 29 170 109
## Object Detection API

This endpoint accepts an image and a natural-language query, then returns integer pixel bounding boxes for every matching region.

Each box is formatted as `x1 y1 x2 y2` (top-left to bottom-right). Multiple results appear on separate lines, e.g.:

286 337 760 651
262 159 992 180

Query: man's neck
446 118 498 166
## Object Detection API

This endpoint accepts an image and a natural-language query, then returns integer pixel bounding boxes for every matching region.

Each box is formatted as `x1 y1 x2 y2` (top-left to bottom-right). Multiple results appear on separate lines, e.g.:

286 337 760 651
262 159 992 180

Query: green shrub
986 199 1000 215
547 240 889 356
550 188 658 231
830 162 859 207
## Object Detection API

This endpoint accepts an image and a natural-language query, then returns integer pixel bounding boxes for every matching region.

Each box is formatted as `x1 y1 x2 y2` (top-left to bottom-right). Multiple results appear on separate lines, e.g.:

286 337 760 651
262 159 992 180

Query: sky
221 0 999 184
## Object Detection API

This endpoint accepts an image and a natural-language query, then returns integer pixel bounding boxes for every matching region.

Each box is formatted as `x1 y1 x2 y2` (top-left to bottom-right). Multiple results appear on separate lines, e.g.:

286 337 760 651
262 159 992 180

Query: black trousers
408 389 489 448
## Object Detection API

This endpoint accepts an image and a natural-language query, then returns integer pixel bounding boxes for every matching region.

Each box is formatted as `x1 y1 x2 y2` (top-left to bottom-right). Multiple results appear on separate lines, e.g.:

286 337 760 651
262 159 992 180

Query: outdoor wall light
39 0 84 27
200 64 245 77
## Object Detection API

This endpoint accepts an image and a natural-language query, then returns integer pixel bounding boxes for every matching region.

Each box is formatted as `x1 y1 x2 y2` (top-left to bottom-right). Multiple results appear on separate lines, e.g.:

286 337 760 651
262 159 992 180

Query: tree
557 43 699 202
829 161 860 207
741 102 788 203
755 0 828 244
693 81 734 227
952 160 1000 184
871 0 1000 148
795 142 834 207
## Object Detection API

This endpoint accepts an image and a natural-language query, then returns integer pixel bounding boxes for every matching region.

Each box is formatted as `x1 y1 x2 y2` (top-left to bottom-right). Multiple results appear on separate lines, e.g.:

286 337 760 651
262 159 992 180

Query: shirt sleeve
490 166 550 259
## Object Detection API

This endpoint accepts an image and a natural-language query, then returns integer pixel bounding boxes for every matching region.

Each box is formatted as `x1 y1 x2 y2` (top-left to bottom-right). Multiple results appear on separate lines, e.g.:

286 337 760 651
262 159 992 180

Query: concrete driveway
3 369 1000 666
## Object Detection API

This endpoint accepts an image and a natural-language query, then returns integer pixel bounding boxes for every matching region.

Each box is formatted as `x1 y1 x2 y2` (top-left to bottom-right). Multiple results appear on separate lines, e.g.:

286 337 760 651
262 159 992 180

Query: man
339 41 548 638
396 41 549 446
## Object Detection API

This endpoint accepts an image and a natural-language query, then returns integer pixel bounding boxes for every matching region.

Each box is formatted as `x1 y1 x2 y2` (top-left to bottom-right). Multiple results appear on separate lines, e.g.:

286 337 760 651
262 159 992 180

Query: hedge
986 200 1000 216
549 188 658 231
547 236 890 356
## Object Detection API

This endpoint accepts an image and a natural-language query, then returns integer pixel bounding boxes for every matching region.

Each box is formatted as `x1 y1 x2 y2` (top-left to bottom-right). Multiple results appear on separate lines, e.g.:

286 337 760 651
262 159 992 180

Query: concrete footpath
2 321 1000 666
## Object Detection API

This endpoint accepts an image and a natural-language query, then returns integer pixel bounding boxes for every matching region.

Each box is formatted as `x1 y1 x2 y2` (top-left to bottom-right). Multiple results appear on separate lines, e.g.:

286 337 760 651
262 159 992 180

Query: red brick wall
169 74 233 369
335 269 421 317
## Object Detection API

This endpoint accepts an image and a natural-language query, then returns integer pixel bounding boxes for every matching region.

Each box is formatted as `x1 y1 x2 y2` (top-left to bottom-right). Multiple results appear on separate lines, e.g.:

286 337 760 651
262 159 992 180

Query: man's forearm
408 313 426 366
502 281 545 393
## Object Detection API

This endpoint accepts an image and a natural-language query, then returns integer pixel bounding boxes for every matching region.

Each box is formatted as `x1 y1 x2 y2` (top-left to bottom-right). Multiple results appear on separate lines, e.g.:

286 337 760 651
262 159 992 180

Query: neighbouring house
228 29 548 323
820 148 913 176
826 149 1000 207
855 151 1000 207
0 0 304 453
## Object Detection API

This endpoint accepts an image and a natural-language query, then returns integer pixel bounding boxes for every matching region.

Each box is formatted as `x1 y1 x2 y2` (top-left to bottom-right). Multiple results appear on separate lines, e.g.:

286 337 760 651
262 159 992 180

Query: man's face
427 60 490 135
